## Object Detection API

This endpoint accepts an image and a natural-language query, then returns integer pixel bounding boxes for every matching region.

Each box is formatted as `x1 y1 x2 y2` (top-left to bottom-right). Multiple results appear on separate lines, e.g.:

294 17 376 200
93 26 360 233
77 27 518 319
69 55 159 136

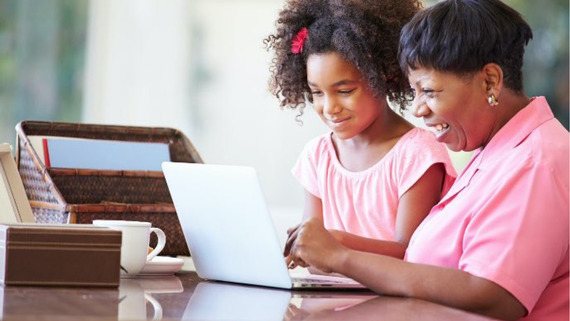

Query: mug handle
144 293 163 320
147 227 166 262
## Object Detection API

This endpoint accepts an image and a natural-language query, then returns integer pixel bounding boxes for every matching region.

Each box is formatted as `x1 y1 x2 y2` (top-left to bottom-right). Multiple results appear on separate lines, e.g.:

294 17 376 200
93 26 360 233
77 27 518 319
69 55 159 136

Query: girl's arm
329 163 445 259
291 190 325 273
286 190 322 241
284 219 526 321
302 190 324 221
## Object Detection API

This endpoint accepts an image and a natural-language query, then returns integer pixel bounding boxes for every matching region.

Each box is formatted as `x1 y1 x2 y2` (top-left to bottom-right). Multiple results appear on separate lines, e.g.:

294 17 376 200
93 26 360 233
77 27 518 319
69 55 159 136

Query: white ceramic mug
92 220 166 276
119 279 163 320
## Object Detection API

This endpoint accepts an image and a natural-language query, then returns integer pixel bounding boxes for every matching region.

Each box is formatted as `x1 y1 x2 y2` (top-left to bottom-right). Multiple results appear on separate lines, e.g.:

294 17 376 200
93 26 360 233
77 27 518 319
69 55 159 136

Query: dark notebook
0 223 122 287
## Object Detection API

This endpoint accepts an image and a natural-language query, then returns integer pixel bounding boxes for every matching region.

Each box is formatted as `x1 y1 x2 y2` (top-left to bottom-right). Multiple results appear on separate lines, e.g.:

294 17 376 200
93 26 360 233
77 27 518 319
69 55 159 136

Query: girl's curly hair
264 0 422 118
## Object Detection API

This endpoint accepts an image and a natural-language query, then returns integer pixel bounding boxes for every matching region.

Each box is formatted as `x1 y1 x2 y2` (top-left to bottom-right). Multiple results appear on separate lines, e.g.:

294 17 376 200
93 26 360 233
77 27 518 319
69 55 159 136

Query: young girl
265 0 456 261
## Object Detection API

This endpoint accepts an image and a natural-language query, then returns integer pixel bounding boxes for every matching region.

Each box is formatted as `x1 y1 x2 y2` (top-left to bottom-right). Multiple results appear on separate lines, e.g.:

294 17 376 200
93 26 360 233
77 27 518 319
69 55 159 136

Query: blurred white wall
82 0 327 237
83 0 194 132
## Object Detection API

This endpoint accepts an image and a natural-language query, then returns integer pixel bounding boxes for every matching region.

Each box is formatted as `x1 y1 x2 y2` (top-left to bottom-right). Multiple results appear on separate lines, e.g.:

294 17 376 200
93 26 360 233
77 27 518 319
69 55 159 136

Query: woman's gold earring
487 94 499 107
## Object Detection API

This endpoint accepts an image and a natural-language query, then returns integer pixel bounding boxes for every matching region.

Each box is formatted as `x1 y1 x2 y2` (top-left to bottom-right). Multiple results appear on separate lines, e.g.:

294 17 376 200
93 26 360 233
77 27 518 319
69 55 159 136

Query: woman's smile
425 121 450 142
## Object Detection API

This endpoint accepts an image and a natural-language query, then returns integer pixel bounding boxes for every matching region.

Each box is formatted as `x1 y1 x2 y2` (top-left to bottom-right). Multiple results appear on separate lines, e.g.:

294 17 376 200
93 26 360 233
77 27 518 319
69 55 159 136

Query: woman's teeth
435 123 449 132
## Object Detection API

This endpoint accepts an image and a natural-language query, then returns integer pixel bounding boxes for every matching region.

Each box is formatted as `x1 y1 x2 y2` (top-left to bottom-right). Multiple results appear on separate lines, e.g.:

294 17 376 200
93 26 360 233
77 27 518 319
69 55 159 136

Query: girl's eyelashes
338 88 356 95
309 88 355 96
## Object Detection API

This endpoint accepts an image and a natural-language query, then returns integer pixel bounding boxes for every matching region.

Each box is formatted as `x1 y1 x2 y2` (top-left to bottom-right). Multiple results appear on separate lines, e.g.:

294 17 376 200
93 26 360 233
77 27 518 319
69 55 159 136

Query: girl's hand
284 217 348 273
284 223 308 269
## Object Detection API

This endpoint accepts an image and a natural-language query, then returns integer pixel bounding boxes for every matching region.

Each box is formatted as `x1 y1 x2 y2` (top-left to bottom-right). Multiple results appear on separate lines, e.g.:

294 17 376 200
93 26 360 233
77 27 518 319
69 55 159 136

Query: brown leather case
0 223 122 287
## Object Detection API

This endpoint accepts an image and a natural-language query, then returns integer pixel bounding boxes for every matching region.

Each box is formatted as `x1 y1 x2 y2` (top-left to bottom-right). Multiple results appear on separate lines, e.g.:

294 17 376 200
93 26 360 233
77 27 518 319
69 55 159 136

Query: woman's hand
283 217 349 273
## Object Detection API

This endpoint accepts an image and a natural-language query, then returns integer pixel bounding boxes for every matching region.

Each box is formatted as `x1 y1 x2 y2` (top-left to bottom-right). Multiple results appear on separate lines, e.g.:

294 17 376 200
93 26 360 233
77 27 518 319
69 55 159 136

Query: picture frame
0 143 35 223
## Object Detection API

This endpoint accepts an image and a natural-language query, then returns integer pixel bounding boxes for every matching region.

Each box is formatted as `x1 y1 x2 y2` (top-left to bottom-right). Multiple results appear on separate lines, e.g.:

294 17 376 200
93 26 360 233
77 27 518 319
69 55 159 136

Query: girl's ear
482 63 503 96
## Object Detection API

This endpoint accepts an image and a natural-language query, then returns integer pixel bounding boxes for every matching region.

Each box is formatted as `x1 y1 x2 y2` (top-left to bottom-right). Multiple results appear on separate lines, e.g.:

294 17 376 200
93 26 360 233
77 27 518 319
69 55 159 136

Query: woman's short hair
399 0 533 93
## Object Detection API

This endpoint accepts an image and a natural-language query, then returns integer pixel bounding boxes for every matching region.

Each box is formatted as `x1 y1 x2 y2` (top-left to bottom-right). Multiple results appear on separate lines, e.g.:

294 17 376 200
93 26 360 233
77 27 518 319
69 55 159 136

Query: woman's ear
482 63 503 95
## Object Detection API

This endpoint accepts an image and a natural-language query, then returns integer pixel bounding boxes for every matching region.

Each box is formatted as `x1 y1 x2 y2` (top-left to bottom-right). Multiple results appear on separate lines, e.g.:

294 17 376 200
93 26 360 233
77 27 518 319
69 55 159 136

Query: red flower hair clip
291 28 308 54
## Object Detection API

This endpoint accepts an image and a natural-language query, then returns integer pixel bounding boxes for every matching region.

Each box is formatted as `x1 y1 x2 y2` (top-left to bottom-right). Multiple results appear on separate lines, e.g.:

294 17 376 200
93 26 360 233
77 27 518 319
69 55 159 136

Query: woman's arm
284 219 526 321
328 163 445 259
340 249 526 320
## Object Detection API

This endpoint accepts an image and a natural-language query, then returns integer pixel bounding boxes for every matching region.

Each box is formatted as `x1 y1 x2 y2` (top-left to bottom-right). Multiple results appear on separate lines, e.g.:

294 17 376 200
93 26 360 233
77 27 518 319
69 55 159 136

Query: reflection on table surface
0 271 499 321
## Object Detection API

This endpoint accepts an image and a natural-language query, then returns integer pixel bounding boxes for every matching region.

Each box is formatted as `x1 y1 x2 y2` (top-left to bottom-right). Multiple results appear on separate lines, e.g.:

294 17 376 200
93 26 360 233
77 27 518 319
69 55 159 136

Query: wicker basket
15 120 204 257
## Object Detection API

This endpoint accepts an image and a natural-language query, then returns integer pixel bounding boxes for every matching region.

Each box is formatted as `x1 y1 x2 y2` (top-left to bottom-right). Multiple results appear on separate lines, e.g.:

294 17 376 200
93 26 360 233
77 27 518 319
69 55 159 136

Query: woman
284 1 569 320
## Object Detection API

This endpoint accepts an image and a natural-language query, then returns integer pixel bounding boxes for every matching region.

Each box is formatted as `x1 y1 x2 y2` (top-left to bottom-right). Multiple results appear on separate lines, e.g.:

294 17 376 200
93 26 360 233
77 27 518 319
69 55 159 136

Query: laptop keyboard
291 277 355 284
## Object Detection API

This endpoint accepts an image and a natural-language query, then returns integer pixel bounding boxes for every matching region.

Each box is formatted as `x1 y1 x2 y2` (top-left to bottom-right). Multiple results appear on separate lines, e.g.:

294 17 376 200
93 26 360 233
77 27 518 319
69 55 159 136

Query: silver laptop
183 281 374 320
162 162 365 290
183 282 291 320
